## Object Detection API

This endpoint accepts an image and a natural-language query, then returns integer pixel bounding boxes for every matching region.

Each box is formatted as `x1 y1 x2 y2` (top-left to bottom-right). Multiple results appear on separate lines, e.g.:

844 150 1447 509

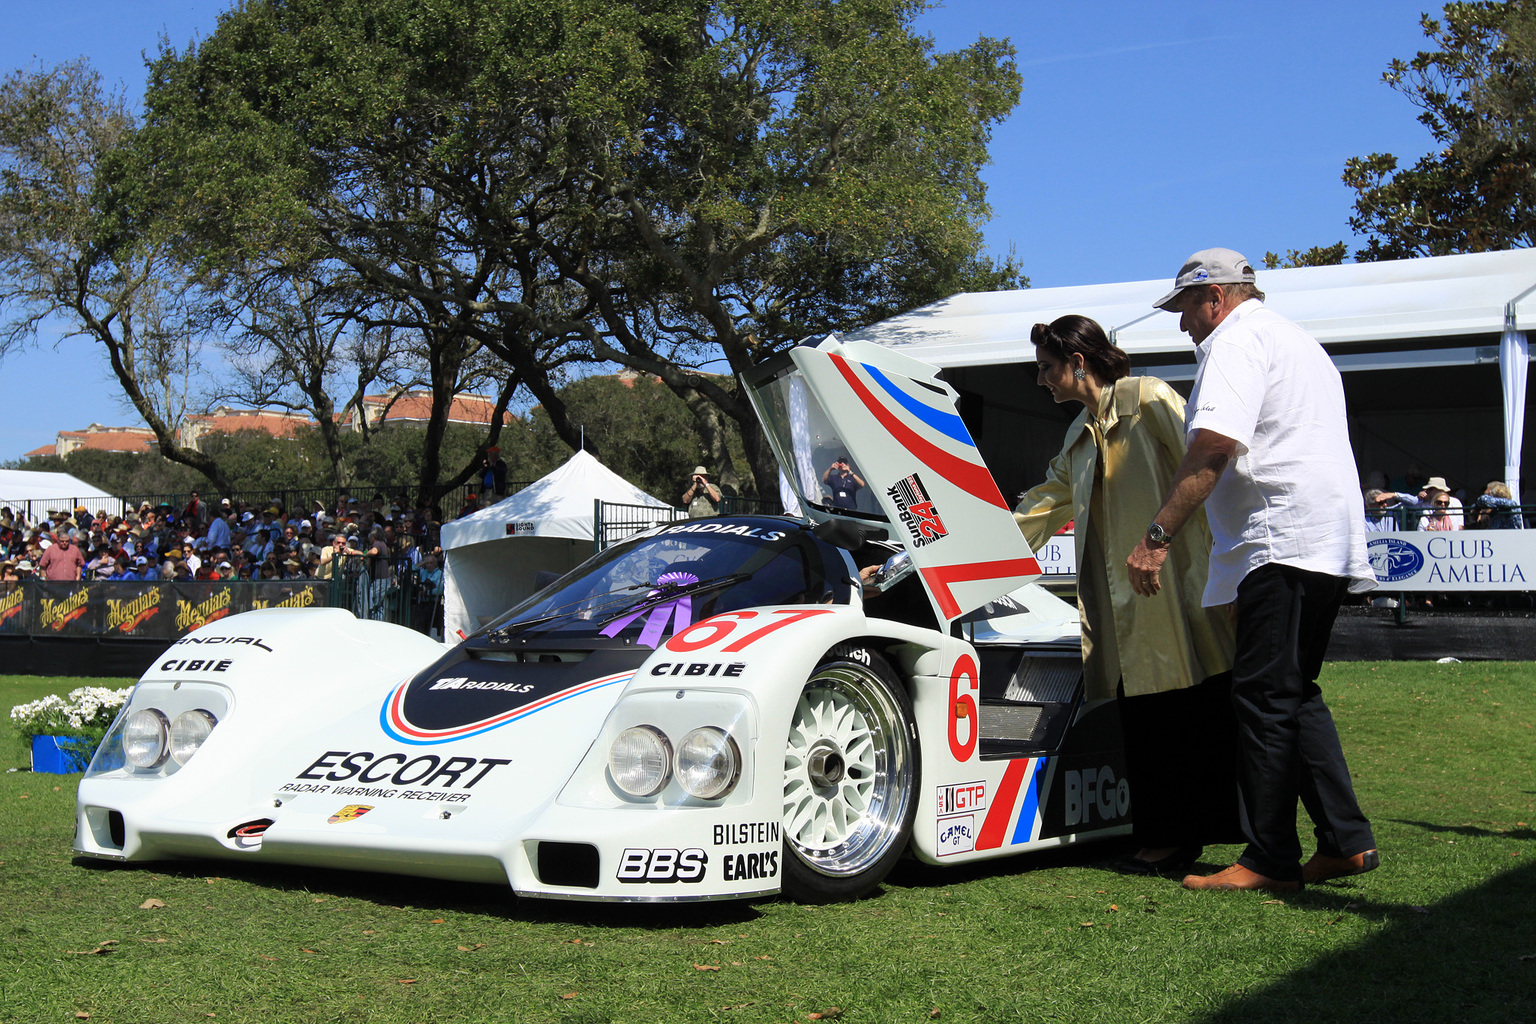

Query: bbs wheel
780 645 919 902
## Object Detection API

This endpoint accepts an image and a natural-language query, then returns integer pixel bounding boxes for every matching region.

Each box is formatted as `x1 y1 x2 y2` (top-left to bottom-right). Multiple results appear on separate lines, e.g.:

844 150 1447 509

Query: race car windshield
483 519 853 641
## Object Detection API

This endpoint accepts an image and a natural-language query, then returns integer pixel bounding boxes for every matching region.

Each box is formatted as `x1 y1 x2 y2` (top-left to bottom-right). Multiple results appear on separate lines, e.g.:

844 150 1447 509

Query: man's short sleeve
1186 333 1264 453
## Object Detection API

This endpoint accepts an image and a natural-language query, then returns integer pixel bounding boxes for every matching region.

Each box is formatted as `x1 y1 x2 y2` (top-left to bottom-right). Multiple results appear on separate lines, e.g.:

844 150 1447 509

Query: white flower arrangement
10 686 133 742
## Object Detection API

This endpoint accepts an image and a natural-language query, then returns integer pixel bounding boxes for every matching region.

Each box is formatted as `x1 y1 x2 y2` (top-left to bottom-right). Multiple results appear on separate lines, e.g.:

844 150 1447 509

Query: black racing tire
780 643 919 902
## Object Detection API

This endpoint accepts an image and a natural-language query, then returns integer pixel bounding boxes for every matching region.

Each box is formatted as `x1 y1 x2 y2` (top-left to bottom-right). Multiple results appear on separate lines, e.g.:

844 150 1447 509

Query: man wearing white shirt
1127 249 1378 893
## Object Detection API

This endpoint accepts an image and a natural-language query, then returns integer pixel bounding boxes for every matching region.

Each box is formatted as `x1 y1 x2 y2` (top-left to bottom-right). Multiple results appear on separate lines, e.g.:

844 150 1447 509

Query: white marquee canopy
846 248 1536 500
439 450 673 639
0 469 126 520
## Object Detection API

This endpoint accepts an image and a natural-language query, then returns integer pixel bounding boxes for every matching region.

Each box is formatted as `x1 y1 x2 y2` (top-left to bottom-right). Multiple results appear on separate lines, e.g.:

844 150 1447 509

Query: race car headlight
609 726 672 797
123 709 171 769
169 709 218 766
675 727 741 800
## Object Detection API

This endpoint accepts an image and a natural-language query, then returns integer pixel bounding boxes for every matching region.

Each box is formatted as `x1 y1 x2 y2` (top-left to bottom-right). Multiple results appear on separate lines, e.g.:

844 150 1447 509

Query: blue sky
1 1 1438 460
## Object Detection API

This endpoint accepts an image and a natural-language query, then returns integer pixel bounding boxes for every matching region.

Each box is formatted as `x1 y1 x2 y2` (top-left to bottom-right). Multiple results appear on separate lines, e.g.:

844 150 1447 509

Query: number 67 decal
665 609 833 653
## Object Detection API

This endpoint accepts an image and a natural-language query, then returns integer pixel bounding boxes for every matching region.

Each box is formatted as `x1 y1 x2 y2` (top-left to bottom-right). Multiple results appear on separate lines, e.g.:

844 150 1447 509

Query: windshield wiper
488 573 750 639
599 573 751 626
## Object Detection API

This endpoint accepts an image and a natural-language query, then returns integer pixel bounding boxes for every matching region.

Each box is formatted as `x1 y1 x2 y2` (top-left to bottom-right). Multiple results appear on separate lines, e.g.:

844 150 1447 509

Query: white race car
75 338 1130 902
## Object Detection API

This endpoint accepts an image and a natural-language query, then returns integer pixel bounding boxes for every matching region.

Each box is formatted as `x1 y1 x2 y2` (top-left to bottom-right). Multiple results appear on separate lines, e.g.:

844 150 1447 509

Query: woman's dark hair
1030 314 1131 383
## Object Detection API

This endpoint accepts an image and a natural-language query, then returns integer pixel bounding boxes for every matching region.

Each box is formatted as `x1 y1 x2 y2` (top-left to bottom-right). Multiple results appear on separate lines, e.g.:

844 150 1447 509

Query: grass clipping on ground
2 663 1533 1024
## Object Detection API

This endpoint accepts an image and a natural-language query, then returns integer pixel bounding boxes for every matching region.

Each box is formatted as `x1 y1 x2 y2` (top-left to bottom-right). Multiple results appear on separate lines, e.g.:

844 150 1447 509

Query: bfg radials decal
888 473 948 547
380 671 635 745
616 848 708 883
172 634 273 652
659 522 786 542
1063 765 1130 827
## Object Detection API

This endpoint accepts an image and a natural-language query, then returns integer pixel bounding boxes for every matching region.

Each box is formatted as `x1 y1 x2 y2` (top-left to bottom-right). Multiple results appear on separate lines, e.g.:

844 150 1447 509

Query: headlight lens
123 709 171 769
675 727 741 800
609 726 671 797
169 709 218 766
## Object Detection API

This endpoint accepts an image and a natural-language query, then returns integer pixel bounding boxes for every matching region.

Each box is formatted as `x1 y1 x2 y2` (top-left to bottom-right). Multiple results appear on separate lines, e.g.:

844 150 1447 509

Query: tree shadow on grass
1193 859 1536 1024
1386 818 1536 842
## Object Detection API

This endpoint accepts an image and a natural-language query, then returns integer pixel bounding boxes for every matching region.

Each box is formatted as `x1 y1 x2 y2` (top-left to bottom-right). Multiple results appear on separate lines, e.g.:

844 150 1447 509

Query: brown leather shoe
1302 849 1379 884
1182 863 1300 892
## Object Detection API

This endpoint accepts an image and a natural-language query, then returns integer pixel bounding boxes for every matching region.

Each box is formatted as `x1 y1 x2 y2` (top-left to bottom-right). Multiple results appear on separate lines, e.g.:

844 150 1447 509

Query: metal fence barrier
1369 503 1534 530
592 501 689 554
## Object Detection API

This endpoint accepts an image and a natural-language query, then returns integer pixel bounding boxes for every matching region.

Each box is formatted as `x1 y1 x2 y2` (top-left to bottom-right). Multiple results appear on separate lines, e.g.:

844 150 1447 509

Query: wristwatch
1146 522 1173 545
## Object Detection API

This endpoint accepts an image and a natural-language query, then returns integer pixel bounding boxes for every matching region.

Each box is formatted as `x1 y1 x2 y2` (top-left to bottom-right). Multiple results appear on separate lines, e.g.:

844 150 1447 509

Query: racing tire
780 644 919 902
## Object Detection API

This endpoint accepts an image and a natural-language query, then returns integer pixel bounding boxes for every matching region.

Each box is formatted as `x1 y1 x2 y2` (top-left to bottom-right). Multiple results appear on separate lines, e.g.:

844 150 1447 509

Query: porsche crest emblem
328 804 373 824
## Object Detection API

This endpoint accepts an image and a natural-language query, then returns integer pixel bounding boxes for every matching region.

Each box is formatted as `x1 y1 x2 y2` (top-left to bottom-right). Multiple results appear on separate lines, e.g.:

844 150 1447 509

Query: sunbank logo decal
1367 537 1424 583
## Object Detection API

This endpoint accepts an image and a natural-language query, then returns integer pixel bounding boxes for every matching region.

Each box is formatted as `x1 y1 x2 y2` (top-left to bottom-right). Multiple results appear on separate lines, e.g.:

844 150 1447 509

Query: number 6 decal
949 653 979 761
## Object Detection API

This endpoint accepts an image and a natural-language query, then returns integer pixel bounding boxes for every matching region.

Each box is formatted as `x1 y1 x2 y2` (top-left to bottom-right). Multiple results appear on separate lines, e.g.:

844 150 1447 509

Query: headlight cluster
123 707 219 770
608 725 740 800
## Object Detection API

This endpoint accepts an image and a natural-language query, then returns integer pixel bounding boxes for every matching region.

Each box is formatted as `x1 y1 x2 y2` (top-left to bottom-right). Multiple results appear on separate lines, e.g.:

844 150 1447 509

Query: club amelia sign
1029 533 1076 576
1367 532 1534 591
1020 531 1532 591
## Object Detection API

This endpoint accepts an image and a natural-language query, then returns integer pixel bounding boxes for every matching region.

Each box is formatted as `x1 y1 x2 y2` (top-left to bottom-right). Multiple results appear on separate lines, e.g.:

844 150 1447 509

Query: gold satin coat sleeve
1014 377 1234 700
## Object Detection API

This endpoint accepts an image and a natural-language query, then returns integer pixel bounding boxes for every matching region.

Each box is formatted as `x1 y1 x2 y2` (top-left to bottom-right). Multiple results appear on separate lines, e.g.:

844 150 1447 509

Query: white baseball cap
1154 248 1257 311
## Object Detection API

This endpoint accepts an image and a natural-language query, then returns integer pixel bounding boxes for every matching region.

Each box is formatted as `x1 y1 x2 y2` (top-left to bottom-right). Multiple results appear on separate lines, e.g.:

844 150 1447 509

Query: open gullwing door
743 336 1040 624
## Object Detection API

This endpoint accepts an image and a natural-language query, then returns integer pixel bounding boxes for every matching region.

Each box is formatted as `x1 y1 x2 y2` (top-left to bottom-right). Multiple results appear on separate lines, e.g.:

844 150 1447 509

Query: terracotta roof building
178 407 318 450
348 390 511 431
44 424 159 458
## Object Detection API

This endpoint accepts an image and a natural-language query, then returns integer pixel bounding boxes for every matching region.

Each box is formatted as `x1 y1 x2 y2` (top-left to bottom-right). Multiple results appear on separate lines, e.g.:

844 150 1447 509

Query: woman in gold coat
1015 315 1239 875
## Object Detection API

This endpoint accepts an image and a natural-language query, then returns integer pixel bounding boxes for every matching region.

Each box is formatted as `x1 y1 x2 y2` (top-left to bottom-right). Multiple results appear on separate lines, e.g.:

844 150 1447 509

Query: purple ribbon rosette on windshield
599 571 698 648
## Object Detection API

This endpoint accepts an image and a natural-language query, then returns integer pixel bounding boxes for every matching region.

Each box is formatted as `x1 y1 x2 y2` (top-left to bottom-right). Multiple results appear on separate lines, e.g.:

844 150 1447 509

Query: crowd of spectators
0 492 447 630
1363 475 1528 532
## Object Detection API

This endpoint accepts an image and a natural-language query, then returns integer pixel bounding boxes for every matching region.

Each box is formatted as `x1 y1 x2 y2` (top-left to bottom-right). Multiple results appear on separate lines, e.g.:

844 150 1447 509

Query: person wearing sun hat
1127 247 1378 893
1415 476 1463 531
682 465 721 518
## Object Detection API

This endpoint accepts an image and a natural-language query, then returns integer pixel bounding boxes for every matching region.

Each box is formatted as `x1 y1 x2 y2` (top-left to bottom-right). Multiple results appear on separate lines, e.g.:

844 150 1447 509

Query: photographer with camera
682 465 722 519
822 453 866 510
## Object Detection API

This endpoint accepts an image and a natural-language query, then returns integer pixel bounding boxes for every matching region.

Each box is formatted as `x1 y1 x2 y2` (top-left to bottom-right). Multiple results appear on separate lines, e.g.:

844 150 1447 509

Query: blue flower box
30 735 94 774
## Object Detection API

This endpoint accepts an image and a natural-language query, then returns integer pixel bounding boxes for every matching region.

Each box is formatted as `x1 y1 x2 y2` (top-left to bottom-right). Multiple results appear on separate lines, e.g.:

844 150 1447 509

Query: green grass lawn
2 664 1533 1024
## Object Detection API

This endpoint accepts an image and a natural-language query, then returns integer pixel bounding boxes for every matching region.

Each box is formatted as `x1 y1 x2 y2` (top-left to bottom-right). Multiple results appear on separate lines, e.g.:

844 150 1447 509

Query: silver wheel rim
782 663 912 878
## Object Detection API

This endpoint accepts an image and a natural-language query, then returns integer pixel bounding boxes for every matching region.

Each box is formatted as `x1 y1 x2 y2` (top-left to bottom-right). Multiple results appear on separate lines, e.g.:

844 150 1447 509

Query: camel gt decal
888 473 948 547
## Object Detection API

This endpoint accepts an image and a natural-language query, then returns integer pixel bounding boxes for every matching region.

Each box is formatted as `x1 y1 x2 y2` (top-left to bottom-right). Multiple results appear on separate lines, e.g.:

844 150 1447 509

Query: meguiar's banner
1 581 331 640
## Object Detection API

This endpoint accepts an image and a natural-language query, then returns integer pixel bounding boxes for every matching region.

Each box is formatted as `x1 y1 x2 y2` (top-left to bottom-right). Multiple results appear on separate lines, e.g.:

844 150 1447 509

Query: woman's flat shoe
1112 845 1203 877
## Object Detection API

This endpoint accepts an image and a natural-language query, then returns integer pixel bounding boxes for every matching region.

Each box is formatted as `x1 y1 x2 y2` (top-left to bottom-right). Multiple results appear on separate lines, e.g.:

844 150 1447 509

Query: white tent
0 469 126 522
846 248 1536 501
438 450 676 639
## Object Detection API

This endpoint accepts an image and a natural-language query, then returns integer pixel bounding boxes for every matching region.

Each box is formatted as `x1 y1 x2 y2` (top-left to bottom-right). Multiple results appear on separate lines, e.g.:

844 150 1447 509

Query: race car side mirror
864 550 915 593
813 519 870 550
